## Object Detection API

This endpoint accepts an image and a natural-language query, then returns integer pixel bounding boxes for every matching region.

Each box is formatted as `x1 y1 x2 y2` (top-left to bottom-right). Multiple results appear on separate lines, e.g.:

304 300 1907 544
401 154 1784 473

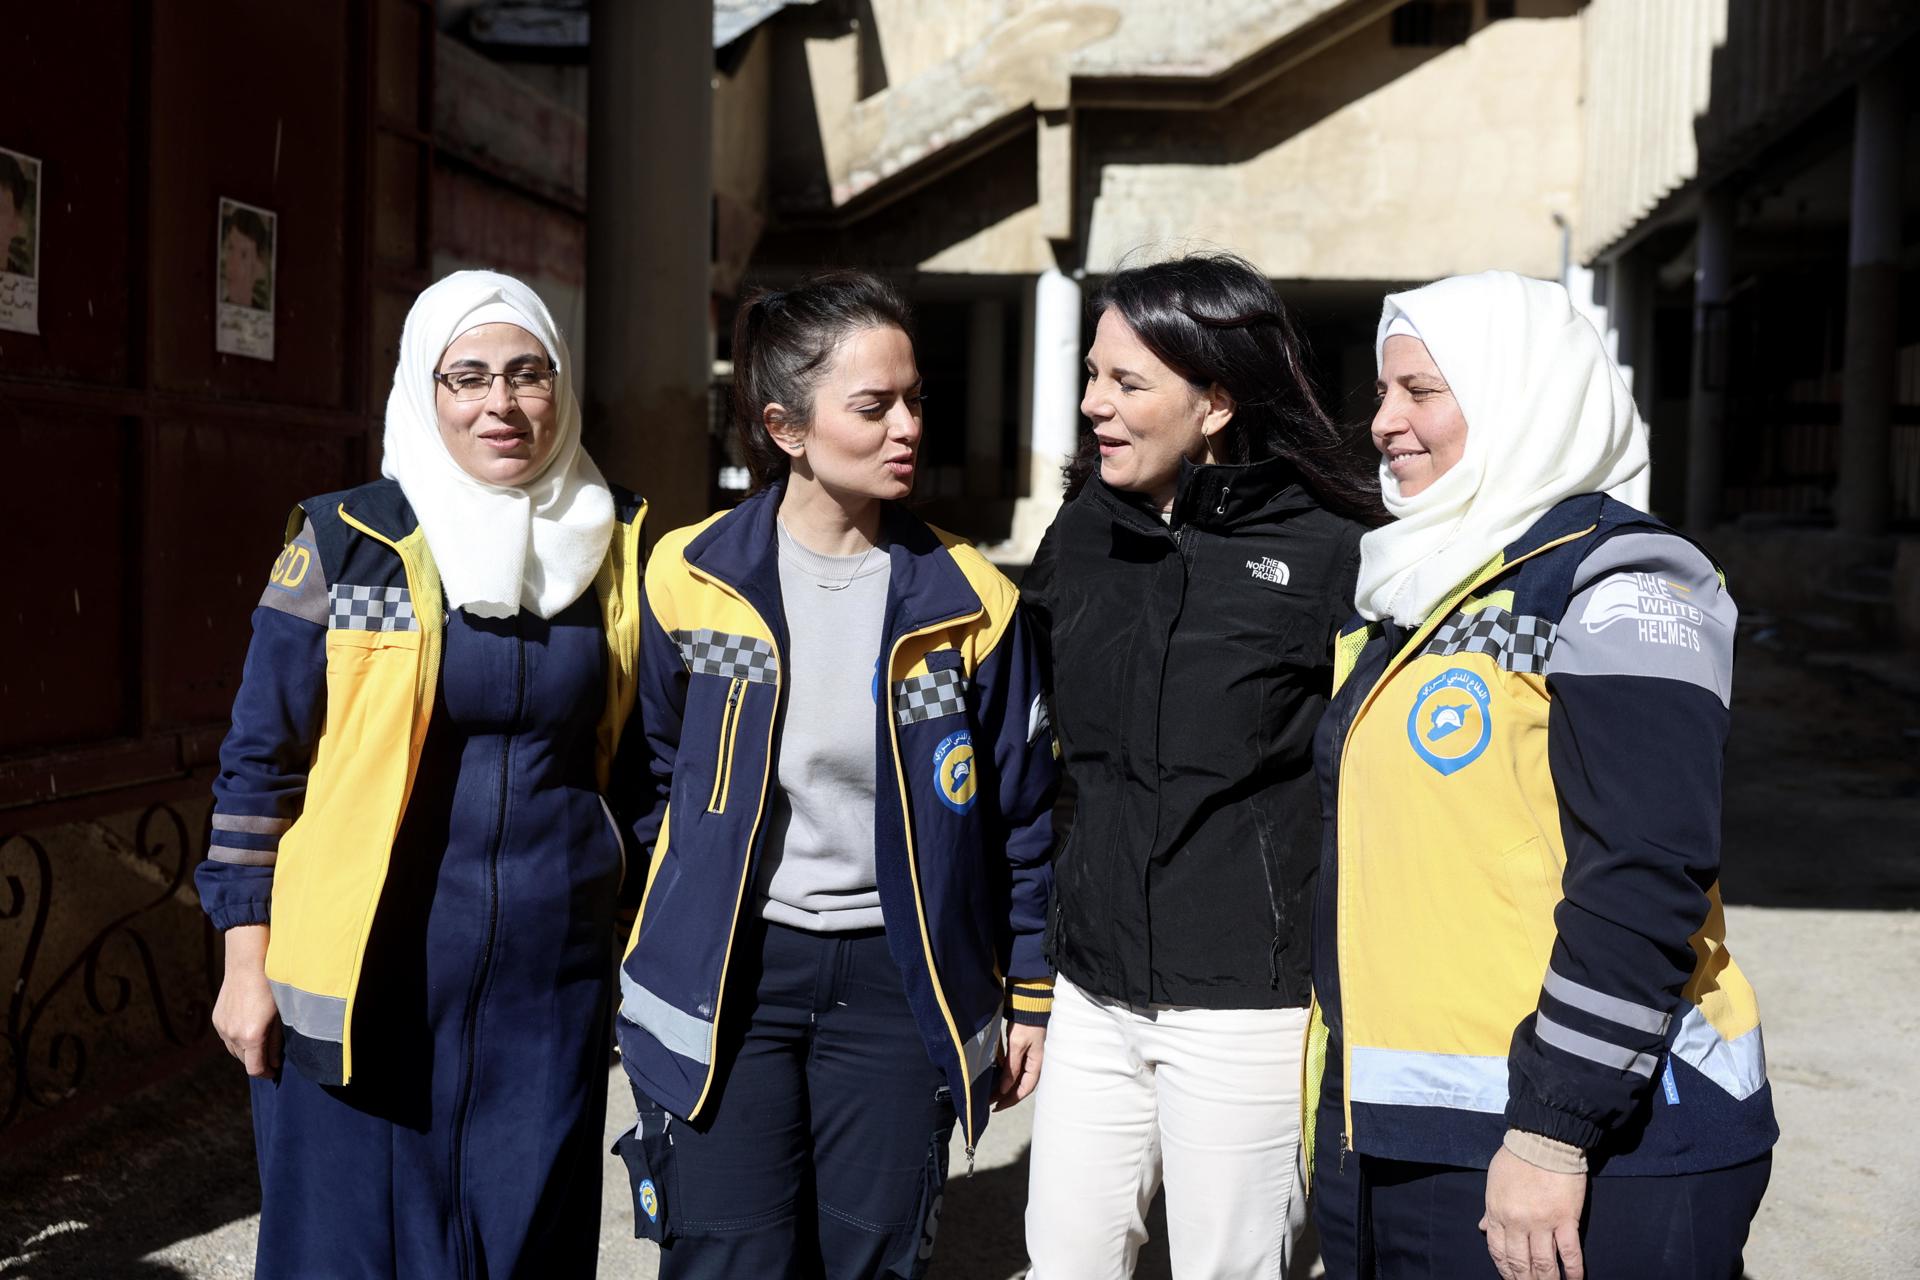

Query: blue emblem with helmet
639 1178 660 1223
933 730 978 813
1406 667 1492 776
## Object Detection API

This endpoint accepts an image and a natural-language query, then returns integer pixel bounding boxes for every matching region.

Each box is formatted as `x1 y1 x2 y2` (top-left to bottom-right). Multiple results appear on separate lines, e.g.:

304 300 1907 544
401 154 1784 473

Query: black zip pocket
612 1086 678 1244
707 676 747 814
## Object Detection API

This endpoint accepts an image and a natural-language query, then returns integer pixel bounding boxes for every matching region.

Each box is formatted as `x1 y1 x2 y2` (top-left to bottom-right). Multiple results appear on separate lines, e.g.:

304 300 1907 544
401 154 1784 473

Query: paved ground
3 630 1915 1278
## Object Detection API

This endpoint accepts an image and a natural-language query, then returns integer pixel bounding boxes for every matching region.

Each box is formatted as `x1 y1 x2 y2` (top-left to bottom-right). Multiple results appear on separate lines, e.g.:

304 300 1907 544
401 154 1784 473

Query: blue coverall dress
202 587 626 1279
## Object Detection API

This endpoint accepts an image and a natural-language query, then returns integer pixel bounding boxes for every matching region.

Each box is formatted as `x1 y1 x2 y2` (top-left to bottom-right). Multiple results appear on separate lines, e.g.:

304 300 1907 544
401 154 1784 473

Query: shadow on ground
0 1053 256 1278
937 1141 1177 1280
1720 626 1920 910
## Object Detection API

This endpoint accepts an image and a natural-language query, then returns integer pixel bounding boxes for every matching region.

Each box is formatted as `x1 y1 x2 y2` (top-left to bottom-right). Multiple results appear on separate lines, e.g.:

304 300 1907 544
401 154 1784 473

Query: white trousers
1024 975 1309 1280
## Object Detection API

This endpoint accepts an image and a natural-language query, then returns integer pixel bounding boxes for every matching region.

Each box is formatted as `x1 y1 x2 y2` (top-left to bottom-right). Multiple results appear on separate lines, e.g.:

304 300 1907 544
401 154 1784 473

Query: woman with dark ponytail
611 271 1059 1278
1021 252 1381 1277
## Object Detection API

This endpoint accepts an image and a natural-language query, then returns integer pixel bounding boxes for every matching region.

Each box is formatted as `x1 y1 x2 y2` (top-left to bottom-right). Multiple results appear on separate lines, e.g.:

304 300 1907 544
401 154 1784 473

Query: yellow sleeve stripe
1010 991 1054 1013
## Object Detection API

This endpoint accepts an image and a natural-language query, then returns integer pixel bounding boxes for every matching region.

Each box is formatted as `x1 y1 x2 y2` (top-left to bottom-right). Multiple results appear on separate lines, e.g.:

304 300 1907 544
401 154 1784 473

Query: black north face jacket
1022 455 1365 1009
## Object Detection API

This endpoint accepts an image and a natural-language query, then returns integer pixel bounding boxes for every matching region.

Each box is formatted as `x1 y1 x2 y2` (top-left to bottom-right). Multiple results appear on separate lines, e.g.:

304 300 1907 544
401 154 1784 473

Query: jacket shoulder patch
260 519 329 626
1550 532 1735 705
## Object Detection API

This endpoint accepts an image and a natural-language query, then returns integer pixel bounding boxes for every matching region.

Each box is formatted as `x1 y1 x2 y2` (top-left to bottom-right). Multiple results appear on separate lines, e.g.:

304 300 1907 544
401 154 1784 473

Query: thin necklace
816 541 879 591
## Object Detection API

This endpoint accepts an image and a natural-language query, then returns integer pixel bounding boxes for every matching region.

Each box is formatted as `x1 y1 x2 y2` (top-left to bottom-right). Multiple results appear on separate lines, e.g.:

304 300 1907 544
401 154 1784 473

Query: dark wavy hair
0 154 29 210
221 205 271 254
1066 252 1386 524
731 270 915 491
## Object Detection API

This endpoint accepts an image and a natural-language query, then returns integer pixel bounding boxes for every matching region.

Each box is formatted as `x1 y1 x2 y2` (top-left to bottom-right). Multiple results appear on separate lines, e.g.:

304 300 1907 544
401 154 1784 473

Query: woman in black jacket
1021 253 1380 1279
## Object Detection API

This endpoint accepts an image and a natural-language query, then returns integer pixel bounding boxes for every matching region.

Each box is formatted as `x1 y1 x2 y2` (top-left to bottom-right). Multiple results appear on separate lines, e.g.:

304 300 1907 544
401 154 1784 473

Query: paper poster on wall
0 147 42 336
215 197 276 361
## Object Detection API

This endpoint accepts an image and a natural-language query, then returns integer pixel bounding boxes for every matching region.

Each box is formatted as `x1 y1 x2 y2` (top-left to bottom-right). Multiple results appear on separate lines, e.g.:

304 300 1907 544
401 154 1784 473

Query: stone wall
761 3 1586 282
1079 10 1582 280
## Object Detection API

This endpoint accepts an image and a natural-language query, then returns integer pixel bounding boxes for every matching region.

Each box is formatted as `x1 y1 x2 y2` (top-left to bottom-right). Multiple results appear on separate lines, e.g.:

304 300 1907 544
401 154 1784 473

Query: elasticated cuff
1505 1097 1605 1152
1008 975 1054 1027
1503 1128 1589 1174
208 901 272 931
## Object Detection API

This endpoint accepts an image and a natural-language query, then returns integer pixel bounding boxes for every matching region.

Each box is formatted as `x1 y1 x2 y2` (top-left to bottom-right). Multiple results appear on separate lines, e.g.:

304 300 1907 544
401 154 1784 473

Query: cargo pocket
612 1085 678 1245
886 1119 952 1278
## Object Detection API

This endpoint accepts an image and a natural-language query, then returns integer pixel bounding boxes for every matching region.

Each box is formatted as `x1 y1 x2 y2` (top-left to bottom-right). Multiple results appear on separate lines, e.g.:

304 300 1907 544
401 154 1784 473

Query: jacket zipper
1330 527 1597 1148
707 676 747 813
600 794 628 892
883 610 986 1163
451 616 524 1280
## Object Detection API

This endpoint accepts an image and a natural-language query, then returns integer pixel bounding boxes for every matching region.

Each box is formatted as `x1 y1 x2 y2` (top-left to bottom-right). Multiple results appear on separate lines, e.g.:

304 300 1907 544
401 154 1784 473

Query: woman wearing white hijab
198 270 650 1278
1308 271 1776 1279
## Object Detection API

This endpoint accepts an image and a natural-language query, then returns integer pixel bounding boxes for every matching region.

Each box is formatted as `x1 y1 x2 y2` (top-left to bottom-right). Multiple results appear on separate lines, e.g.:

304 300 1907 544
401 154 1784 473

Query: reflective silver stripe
207 843 277 866
1543 967 1672 1037
1671 1006 1767 1100
619 969 714 1066
268 981 346 1042
1535 1012 1658 1077
211 813 293 835
1349 1046 1509 1114
963 1011 1001 1083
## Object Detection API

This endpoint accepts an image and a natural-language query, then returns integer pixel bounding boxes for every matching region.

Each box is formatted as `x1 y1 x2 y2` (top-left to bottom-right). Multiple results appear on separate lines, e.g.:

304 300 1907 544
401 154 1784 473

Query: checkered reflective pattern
1424 606 1557 673
673 629 777 684
893 668 970 726
328 584 417 632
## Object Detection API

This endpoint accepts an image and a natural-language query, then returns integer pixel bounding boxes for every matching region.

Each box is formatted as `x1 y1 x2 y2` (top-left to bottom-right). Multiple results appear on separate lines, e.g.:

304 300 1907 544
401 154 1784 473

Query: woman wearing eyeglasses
197 270 649 1279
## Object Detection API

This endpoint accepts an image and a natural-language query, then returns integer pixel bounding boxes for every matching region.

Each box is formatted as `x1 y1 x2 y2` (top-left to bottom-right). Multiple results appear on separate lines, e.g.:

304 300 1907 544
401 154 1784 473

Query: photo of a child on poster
215 197 275 360
0 147 42 336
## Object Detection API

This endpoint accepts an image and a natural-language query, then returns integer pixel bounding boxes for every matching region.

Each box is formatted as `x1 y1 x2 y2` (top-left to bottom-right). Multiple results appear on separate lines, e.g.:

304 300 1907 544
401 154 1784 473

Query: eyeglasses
432 367 559 402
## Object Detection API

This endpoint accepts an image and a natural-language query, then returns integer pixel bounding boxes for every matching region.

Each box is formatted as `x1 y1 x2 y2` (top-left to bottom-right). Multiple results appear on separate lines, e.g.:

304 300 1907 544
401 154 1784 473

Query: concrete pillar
1611 251 1656 425
966 297 1007 496
586 0 714 536
991 268 1084 565
1838 65 1905 537
1613 249 1679 518
1030 267 1084 485
1685 189 1733 531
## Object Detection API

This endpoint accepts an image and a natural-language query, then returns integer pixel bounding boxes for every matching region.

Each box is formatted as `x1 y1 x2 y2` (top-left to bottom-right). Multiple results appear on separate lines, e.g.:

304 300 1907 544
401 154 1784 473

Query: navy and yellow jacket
616 485 1058 1155
196 479 648 1084
1309 494 1778 1176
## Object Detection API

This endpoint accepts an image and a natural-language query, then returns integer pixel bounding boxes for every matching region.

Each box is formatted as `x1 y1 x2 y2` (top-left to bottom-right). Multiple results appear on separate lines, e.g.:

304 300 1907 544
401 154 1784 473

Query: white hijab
1353 270 1650 626
382 270 613 619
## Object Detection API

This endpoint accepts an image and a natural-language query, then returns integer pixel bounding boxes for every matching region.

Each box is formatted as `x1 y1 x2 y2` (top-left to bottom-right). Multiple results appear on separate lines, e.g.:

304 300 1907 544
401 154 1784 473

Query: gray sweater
755 520 890 931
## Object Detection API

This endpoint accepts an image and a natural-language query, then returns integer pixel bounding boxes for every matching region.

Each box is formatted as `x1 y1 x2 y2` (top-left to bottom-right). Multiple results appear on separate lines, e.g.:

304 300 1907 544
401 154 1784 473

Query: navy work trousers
619 920 957 1280
1312 1086 1771 1279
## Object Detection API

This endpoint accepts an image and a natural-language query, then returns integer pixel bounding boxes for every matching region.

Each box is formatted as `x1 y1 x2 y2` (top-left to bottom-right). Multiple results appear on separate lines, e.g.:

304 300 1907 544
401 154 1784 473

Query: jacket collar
1501 492 1610 562
1169 454 1319 531
338 479 418 541
1091 454 1319 534
685 483 982 642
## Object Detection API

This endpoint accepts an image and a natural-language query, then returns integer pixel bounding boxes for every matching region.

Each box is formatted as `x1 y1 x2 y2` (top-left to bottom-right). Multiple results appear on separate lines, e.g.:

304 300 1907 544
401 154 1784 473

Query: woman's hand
211 925 283 1078
992 1022 1046 1111
1480 1144 1587 1279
